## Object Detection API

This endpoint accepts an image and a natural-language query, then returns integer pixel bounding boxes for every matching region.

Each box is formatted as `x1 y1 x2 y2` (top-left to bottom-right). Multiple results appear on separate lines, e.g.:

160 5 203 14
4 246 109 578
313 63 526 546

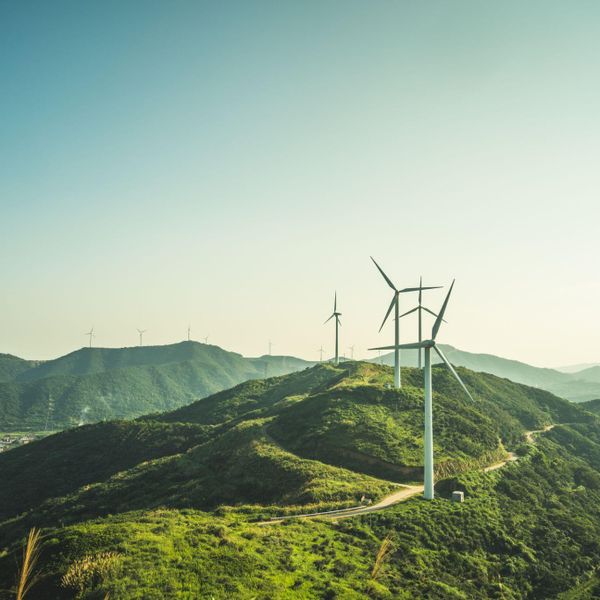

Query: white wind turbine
324 292 341 366
318 345 325 362
370 280 474 500
398 276 443 368
84 327 95 348
371 257 440 388
137 329 147 346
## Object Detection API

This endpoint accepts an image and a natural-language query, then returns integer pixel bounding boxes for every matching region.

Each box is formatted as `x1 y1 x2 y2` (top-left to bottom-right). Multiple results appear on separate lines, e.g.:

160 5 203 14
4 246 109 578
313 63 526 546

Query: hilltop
0 342 312 431
0 353 39 383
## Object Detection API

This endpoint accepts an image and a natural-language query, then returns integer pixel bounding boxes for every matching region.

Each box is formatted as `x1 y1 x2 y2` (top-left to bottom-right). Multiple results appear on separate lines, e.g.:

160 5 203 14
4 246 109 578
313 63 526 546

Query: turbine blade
421 306 439 318
399 306 419 318
379 295 397 332
434 345 475 402
324 314 335 324
432 280 455 340
369 341 428 351
370 256 397 291
337 316 342 327
422 306 446 323
399 286 441 293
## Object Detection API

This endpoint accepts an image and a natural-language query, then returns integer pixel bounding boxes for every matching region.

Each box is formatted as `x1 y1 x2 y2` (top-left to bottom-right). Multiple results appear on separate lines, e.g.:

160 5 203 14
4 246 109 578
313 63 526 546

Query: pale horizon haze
1 1 599 367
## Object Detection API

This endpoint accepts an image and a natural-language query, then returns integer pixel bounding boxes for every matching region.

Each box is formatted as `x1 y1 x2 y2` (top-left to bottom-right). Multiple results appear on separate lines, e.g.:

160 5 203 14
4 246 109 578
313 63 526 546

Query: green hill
0 353 39 383
375 344 600 402
581 398 600 416
573 365 600 383
0 342 312 431
0 362 599 599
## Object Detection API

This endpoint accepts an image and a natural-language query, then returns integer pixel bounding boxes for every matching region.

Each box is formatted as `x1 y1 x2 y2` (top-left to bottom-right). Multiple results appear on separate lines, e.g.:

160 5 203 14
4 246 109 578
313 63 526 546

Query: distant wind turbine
348 345 355 360
137 329 147 346
318 345 325 362
84 327 95 348
268 340 273 355
324 292 342 365
398 276 444 368
187 325 191 341
203 335 209 344
370 280 475 500
371 257 440 388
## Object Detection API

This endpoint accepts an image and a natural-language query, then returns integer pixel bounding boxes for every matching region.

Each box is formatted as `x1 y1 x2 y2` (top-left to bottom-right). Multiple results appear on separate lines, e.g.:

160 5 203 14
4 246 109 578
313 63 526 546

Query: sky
1 0 599 367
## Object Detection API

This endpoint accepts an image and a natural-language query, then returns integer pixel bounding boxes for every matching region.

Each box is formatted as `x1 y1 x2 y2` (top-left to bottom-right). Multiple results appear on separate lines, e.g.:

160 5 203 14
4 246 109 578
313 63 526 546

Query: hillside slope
0 353 39 383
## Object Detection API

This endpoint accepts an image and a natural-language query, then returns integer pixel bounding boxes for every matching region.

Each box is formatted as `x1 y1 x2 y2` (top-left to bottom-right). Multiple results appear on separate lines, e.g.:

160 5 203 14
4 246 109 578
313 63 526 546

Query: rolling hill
1 362 600 598
374 344 600 402
0 353 39 383
0 342 312 431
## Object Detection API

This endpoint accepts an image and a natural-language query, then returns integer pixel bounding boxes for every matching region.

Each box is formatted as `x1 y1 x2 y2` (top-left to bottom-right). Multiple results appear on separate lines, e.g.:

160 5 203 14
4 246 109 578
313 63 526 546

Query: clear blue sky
1 1 599 366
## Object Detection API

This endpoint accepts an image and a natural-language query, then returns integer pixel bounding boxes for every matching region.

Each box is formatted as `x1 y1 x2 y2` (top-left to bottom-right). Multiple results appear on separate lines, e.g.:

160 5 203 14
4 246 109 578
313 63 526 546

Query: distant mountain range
556 362 600 374
372 345 600 403
0 342 312 431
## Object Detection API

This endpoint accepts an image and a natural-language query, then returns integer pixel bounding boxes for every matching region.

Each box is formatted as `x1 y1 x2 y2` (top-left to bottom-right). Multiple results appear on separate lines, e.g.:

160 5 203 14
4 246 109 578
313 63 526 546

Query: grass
15 528 41 600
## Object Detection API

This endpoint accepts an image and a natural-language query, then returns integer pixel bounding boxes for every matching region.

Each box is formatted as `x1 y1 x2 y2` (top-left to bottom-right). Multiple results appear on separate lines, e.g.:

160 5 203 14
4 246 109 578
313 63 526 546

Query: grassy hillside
2 425 600 598
581 398 600 416
375 344 600 402
0 362 599 599
0 353 39 382
0 342 312 430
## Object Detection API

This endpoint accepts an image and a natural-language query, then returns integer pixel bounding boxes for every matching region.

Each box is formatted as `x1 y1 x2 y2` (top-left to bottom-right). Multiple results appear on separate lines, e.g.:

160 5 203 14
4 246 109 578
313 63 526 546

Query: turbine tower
348 345 355 360
370 280 474 500
268 340 273 355
84 327 95 348
203 335 209 344
398 276 443 368
371 257 440 388
318 345 325 362
324 292 342 366
137 329 147 346
187 325 191 341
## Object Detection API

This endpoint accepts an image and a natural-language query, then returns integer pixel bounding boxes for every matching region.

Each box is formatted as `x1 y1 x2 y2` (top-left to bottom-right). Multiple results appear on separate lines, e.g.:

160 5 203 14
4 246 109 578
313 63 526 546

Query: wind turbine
371 257 440 388
348 345 355 360
203 335 209 344
84 327 95 348
137 329 147 346
370 280 474 500
268 340 273 355
318 345 325 362
187 325 191 341
324 292 341 366
398 276 443 368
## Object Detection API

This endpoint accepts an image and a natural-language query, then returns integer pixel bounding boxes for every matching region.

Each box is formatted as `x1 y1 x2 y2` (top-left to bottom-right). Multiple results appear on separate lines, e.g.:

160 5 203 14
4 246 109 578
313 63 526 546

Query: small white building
452 491 465 503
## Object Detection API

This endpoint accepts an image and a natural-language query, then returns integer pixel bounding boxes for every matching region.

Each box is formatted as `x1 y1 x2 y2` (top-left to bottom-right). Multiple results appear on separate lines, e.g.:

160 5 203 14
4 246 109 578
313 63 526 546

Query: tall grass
15 528 42 600
370 534 394 581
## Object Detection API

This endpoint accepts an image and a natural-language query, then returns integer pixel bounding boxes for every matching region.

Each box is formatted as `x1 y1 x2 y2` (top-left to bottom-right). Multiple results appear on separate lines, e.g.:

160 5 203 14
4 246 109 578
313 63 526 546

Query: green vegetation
0 354 38 383
0 342 312 431
0 362 599 598
581 398 600 416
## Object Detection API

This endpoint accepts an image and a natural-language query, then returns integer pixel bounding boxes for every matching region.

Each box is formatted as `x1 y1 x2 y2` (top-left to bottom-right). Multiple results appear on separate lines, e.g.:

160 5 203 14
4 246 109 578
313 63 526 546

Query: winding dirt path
261 424 556 524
